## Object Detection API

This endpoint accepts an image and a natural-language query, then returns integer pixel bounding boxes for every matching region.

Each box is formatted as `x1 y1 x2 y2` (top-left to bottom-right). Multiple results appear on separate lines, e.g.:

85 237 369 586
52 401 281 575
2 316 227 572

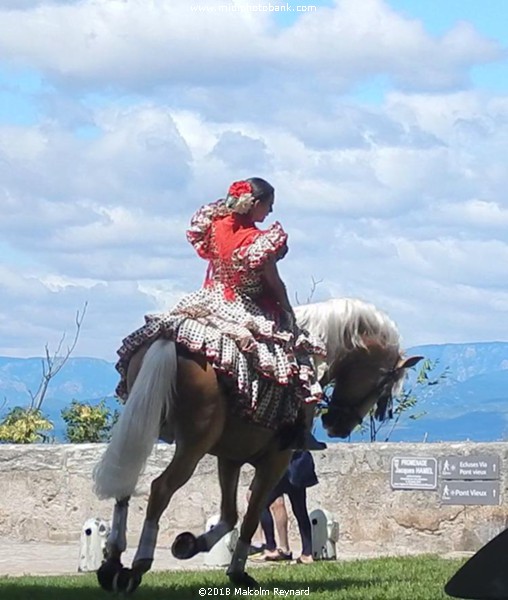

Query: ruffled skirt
115 284 326 429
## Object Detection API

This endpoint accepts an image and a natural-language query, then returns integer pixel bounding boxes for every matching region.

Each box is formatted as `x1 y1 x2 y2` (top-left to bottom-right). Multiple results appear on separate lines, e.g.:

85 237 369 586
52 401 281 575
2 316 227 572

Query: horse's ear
396 355 424 370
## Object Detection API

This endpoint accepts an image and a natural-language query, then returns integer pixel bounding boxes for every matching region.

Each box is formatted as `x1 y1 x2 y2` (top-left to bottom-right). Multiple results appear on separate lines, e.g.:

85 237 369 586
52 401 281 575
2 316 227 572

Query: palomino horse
93 297 421 593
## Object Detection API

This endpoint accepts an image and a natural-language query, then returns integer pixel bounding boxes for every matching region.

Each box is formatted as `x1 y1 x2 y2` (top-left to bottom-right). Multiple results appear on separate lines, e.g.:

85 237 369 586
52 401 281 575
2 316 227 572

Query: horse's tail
93 338 177 500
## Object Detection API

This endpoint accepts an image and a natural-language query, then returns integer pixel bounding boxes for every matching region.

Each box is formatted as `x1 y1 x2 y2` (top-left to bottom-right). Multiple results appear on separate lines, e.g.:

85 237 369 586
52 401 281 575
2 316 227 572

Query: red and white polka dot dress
115 200 325 429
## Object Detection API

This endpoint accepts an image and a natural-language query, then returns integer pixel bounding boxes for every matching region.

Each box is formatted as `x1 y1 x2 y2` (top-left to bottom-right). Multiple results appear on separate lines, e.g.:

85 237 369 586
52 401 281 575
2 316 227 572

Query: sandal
264 548 293 562
296 555 314 565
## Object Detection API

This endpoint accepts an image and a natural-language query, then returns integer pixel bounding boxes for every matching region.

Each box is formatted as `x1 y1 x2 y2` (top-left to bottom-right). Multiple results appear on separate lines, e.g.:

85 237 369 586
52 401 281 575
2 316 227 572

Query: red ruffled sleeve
238 222 288 270
186 199 229 259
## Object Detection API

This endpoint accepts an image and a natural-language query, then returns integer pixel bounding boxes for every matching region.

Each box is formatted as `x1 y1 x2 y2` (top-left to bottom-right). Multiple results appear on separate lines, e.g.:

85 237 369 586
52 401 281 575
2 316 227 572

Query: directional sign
440 455 500 481
391 456 437 490
440 481 501 506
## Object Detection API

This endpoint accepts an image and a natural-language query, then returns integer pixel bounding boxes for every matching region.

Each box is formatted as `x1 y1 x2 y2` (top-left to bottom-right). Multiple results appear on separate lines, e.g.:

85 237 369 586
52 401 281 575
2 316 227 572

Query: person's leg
271 496 289 553
286 485 313 562
259 477 291 560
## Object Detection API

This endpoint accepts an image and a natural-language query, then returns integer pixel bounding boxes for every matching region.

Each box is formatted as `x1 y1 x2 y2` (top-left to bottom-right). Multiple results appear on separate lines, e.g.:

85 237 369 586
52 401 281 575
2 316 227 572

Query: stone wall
1 442 506 555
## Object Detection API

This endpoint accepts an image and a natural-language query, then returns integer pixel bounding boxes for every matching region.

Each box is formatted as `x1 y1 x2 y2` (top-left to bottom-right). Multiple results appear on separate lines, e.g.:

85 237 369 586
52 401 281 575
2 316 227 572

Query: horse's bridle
323 359 402 428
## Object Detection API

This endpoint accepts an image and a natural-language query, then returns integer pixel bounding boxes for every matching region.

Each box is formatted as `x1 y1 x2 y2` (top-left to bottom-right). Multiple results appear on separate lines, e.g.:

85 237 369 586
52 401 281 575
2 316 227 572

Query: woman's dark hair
246 177 274 202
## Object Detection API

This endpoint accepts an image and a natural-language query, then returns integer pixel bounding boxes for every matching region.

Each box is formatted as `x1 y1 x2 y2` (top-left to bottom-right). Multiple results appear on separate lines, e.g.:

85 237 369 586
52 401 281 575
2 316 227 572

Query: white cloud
46 206 187 252
0 0 501 94
210 131 271 171
0 105 193 263
286 227 508 348
273 1 500 90
432 200 508 231
0 0 68 8
0 0 270 89
0 265 187 359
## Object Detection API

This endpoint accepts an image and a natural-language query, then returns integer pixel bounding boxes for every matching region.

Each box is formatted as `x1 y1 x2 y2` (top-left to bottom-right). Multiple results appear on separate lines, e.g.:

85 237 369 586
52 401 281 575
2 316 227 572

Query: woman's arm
261 259 293 314
187 199 229 259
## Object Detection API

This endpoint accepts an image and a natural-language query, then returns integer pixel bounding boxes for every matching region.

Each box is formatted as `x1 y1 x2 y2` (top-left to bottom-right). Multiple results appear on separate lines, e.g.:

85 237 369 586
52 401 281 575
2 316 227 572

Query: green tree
62 399 119 443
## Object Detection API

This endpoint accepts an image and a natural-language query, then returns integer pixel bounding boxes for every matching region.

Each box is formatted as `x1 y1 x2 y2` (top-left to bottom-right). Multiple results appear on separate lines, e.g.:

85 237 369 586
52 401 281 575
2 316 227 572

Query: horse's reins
324 358 403 427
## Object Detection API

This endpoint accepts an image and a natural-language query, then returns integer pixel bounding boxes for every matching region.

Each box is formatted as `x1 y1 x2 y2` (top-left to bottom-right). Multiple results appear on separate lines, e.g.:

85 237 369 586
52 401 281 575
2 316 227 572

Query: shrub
0 407 53 443
61 399 118 443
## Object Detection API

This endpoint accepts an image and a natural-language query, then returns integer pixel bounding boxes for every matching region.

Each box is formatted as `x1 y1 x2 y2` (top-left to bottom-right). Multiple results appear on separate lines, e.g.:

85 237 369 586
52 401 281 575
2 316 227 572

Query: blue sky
390 0 508 38
0 68 41 125
0 0 507 359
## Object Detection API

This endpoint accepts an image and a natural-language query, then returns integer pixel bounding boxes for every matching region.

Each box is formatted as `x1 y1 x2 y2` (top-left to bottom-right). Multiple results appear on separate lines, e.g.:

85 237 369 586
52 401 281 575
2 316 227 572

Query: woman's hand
238 334 257 352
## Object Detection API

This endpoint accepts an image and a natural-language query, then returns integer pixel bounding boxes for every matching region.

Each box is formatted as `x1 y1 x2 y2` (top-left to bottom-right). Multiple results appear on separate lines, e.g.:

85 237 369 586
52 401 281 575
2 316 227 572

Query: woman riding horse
93 179 418 593
115 177 326 449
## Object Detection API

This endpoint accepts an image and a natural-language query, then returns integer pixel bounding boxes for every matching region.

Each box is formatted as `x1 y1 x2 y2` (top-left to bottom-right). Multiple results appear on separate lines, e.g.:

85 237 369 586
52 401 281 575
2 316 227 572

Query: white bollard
78 517 111 572
203 514 239 567
310 508 339 560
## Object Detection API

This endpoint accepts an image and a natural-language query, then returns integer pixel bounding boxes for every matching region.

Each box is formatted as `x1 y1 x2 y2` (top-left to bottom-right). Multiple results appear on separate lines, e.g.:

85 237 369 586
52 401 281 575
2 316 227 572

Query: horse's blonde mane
294 297 401 361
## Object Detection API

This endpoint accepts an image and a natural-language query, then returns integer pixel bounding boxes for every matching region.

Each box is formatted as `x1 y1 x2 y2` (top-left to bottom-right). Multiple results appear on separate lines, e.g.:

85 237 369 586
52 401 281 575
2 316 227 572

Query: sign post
440 455 500 480
440 481 500 506
390 456 437 490
439 454 501 506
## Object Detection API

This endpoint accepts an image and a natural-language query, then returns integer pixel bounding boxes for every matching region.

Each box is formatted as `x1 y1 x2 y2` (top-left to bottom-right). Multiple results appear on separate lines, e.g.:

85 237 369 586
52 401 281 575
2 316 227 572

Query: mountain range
0 342 507 443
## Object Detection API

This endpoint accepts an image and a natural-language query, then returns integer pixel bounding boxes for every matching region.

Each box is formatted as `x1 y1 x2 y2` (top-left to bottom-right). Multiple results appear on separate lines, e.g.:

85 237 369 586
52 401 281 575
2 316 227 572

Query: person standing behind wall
254 450 319 564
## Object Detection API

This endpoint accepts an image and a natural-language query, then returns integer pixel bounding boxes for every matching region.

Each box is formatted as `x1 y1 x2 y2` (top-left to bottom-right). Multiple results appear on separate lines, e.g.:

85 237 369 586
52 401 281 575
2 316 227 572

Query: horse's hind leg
106 497 129 560
102 443 213 595
128 354 225 578
97 497 130 592
227 448 291 588
173 457 241 557
129 443 212 579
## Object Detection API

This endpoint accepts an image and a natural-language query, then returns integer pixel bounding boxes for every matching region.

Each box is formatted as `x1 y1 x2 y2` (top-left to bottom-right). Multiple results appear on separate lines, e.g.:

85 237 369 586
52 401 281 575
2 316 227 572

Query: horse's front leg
227 448 291 589
172 456 241 559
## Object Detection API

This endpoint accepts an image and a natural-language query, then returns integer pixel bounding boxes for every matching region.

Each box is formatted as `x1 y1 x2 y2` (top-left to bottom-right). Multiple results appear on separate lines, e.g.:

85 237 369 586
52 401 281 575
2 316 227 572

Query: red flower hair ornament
225 180 255 214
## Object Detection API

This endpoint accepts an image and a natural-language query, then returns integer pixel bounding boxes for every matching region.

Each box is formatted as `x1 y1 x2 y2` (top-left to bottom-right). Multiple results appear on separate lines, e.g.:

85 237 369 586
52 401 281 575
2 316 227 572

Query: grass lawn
0 555 464 599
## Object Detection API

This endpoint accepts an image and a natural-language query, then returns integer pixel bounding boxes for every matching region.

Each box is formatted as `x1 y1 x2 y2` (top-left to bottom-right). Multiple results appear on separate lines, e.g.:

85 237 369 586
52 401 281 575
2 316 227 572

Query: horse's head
321 345 422 438
295 297 423 439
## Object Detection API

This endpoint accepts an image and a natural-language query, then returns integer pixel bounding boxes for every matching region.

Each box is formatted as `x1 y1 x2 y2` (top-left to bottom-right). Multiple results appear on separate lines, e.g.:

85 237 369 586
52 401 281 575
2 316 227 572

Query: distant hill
1 341 507 443
0 356 118 402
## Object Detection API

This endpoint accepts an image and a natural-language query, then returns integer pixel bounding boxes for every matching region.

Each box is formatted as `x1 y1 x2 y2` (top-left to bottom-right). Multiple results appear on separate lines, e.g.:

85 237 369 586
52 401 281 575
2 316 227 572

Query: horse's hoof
126 572 143 595
172 531 202 559
132 558 153 574
227 571 260 589
97 558 123 592
112 568 142 595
